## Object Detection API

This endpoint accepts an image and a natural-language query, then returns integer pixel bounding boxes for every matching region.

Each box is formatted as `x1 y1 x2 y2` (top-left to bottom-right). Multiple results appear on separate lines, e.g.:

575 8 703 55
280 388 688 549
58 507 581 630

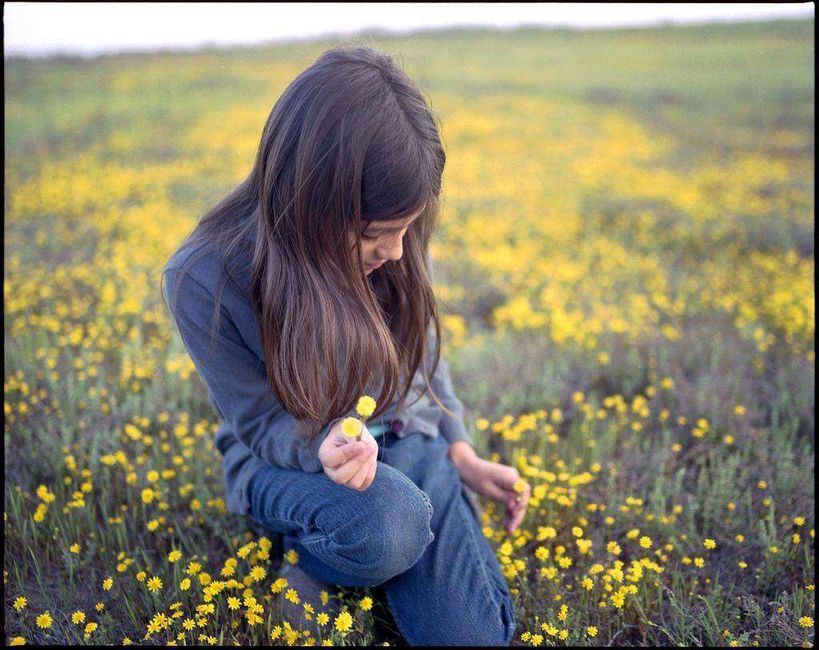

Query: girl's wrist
448 440 478 471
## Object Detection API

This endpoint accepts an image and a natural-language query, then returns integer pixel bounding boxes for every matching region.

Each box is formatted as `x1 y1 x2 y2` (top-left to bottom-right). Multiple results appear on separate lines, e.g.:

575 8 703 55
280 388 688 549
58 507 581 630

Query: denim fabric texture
248 430 516 646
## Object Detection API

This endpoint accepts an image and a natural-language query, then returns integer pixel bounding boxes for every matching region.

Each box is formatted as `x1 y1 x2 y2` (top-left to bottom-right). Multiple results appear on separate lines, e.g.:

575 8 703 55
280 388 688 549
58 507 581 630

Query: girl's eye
362 233 379 241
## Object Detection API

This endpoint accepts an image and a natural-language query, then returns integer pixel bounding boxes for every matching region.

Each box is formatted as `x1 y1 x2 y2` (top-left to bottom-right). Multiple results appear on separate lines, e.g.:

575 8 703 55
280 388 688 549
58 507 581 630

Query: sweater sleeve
162 266 342 473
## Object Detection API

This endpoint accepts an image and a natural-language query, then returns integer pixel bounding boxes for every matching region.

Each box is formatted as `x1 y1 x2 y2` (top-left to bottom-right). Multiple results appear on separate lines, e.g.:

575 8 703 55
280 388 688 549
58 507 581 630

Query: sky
4 2 814 58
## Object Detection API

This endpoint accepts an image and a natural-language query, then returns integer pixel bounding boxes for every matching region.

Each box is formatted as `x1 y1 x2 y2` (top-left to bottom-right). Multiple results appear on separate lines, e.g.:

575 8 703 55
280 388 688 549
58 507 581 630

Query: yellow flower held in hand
341 417 364 441
513 479 528 493
355 395 377 418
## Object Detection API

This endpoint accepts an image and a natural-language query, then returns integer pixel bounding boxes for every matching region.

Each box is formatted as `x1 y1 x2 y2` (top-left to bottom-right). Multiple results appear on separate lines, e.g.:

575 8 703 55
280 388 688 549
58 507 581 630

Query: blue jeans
247 430 516 646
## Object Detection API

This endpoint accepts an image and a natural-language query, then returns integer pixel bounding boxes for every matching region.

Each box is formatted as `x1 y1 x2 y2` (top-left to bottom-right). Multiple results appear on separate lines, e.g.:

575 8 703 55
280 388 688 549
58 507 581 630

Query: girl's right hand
318 421 379 491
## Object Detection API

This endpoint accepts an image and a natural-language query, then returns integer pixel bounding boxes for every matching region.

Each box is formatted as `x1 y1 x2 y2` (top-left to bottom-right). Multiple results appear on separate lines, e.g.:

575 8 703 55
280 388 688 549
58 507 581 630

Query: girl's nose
377 237 403 262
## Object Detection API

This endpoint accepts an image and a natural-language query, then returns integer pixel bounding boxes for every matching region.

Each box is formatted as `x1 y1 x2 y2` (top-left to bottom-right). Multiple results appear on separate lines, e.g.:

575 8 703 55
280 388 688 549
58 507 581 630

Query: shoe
277 561 341 639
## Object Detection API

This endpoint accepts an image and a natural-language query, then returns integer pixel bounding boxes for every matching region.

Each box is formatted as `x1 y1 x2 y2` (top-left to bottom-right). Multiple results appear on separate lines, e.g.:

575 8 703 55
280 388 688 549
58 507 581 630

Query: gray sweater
161 239 475 516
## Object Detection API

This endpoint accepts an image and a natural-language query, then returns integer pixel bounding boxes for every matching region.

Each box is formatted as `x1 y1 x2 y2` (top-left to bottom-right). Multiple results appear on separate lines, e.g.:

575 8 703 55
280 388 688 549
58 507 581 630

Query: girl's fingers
506 485 531 533
332 447 372 484
510 503 527 528
342 448 377 489
481 478 514 503
506 504 527 533
323 440 366 470
344 460 368 490
500 470 525 492
361 455 378 490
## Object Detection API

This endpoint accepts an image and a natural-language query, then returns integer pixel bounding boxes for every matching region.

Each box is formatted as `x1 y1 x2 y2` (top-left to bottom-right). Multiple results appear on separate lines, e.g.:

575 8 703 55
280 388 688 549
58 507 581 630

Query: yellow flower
180 578 191 591
607 541 621 555
341 417 363 438
359 597 373 611
95 602 105 612
317 612 329 626
13 596 27 611
36 611 53 629
513 479 528 494
793 516 806 526
168 550 182 563
557 604 568 622
147 576 163 593
541 623 558 637
69 543 81 554
799 616 813 628
102 577 113 591
9 637 25 646
72 611 86 624
355 395 377 418
704 539 716 550
639 536 652 549
227 597 241 610
693 557 705 568
335 611 354 633
84 622 98 635
587 626 598 638
141 488 155 504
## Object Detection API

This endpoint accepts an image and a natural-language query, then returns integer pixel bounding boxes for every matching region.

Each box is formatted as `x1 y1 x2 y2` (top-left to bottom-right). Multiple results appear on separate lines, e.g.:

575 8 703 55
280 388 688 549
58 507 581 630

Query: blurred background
4 3 815 647
4 2 815 57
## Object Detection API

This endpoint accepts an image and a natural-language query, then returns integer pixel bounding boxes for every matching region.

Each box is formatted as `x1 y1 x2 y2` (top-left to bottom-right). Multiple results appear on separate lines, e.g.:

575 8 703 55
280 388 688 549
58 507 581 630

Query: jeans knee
336 468 434 585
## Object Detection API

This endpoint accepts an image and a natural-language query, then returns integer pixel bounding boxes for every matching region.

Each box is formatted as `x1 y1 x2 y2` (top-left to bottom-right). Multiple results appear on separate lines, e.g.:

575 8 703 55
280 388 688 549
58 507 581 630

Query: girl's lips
367 262 384 270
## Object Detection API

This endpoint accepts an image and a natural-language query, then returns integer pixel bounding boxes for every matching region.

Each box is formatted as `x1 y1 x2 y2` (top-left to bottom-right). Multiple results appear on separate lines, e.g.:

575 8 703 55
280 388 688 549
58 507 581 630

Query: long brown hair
163 43 454 441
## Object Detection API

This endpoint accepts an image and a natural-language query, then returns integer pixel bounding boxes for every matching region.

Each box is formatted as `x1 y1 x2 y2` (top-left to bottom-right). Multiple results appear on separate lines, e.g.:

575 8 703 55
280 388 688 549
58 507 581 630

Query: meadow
4 19 815 646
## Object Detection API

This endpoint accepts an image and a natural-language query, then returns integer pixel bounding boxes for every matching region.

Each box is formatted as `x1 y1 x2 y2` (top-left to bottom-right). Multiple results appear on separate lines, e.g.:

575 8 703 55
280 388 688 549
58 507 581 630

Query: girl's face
356 209 422 274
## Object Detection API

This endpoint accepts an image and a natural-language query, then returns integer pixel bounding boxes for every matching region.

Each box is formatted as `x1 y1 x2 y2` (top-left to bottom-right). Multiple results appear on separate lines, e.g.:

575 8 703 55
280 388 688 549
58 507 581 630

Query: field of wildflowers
4 19 814 646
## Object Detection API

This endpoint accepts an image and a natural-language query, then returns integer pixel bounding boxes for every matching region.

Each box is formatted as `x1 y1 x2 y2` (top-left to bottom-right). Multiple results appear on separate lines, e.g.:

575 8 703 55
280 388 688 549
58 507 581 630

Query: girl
161 44 530 646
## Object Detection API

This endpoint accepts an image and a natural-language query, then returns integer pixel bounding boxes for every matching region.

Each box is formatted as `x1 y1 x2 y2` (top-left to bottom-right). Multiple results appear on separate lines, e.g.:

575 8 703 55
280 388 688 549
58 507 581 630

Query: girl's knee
333 464 434 584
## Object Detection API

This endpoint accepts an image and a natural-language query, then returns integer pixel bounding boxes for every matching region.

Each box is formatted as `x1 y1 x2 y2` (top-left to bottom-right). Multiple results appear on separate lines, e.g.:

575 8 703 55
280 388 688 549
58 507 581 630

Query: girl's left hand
454 455 531 535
